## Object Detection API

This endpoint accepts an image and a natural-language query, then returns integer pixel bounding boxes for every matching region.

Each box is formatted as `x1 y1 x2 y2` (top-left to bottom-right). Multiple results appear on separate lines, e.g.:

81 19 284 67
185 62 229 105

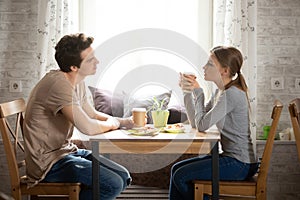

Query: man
23 33 133 200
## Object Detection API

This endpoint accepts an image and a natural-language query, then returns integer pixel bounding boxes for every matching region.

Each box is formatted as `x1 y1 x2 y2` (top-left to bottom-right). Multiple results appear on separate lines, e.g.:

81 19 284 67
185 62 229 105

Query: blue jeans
42 149 131 200
169 155 258 200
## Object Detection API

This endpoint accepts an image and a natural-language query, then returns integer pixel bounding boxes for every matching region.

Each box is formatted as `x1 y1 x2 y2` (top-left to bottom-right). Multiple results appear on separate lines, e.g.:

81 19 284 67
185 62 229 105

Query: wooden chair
0 98 81 200
194 100 283 200
288 98 300 161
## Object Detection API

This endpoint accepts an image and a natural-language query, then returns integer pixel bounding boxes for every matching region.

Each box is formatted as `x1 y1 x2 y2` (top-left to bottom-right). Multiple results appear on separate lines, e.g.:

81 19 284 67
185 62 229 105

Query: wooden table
89 125 220 200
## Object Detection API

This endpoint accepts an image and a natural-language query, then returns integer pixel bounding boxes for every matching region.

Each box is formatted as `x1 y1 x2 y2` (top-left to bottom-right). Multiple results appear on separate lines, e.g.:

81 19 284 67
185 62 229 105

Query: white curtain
36 0 77 78
213 0 257 138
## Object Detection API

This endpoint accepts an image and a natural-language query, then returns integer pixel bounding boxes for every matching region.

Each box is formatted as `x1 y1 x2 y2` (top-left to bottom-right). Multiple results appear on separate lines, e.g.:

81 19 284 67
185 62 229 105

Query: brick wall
256 0 300 135
257 141 300 200
0 0 39 104
0 0 38 197
256 1 300 198
0 143 25 199
0 144 11 196
0 0 300 198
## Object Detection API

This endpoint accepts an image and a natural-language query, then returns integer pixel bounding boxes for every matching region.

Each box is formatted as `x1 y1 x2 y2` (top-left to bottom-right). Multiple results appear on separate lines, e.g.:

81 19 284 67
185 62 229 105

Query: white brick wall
257 0 300 135
0 0 38 104
0 0 39 196
0 0 300 198
257 141 300 200
257 1 300 198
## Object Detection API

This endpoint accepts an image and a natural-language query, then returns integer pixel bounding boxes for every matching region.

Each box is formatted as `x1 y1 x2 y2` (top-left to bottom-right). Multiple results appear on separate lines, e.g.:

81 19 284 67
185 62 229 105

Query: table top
89 125 220 154
89 125 220 142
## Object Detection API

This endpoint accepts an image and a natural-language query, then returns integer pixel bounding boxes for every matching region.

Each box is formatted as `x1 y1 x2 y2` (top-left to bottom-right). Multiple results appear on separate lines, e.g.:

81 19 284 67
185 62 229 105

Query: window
75 0 213 105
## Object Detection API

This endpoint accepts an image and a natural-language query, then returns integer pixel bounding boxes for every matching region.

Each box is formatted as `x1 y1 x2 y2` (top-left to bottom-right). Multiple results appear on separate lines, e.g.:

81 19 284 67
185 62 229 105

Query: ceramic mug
279 131 290 141
181 72 196 93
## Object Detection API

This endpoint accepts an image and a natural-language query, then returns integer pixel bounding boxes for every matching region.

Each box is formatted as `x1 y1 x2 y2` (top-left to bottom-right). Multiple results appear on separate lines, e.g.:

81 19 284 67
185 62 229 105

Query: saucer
128 127 160 136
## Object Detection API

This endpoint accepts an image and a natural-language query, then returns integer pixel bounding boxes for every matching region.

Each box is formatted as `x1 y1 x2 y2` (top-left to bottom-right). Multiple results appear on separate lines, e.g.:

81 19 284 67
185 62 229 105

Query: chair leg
256 191 267 200
68 187 80 200
194 183 204 200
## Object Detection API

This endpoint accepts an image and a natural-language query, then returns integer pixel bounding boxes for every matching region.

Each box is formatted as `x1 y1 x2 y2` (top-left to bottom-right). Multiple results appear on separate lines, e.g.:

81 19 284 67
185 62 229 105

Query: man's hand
115 117 134 129
106 117 121 129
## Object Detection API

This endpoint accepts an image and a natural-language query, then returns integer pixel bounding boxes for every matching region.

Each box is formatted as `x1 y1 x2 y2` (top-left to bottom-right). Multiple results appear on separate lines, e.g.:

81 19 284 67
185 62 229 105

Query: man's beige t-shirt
23 70 86 186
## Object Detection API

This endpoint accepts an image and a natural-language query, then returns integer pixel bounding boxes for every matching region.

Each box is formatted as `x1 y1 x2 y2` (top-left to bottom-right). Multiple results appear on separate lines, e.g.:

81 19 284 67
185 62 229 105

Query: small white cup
279 131 290 141
181 72 196 93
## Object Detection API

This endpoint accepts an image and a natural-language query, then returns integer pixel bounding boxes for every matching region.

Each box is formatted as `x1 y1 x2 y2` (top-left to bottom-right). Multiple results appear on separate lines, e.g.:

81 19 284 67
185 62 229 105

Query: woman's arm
184 88 215 129
183 93 196 128
194 88 236 132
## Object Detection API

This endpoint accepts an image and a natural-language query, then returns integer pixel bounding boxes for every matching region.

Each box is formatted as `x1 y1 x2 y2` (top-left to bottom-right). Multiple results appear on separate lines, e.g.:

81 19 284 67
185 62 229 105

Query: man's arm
82 98 111 120
82 99 134 129
61 105 120 135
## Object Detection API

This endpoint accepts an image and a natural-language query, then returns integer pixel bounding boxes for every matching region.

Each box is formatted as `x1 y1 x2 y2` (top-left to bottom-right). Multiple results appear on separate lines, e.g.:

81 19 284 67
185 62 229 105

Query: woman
169 46 258 200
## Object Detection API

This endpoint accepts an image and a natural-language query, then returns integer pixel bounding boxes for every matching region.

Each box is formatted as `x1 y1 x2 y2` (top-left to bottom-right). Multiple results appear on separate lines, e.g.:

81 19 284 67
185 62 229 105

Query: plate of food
127 127 160 136
164 123 185 133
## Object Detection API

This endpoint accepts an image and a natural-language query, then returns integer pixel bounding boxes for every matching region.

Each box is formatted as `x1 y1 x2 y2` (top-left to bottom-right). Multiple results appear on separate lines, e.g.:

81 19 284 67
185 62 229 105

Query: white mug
181 72 196 93
279 131 290 141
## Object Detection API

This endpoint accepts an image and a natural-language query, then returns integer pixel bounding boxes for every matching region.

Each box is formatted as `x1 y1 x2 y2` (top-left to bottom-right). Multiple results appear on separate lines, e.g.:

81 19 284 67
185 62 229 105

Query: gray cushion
89 87 186 124
88 86 125 117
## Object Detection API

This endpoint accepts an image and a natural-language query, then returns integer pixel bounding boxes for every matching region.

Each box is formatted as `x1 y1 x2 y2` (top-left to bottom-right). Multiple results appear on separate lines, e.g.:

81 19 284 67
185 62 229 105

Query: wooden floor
0 186 255 200
0 185 168 200
116 185 169 199
117 186 256 200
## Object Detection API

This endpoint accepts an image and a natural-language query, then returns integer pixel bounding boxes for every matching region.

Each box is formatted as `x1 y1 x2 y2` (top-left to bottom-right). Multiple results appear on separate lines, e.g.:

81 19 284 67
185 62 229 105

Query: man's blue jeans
169 155 258 200
42 149 131 200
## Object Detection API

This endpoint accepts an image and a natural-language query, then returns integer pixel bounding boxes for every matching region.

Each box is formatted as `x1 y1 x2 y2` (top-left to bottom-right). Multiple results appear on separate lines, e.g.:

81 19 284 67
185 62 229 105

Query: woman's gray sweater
184 86 257 164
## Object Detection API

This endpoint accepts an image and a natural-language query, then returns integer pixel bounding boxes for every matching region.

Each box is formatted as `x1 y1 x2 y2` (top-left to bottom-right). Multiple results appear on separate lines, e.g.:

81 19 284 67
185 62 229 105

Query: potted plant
151 96 169 128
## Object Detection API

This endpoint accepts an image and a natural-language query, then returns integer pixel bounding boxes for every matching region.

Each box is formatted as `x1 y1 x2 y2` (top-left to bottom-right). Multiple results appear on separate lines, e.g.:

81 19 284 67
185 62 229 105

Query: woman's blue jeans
169 155 258 200
42 149 131 200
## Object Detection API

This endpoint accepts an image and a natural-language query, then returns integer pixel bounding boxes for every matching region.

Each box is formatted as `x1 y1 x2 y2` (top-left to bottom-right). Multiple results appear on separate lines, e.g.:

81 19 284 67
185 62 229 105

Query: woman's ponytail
226 72 247 91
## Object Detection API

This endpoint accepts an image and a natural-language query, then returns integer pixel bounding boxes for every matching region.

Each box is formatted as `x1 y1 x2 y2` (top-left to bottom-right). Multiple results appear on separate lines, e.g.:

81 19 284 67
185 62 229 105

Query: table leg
92 141 100 200
211 141 219 200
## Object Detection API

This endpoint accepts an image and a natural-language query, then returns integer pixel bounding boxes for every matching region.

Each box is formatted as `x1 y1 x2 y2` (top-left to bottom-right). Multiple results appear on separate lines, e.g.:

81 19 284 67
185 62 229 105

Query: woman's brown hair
210 46 248 94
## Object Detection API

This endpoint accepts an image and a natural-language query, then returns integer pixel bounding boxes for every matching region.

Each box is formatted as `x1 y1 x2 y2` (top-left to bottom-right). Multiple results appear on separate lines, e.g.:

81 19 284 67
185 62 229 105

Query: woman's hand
179 72 200 92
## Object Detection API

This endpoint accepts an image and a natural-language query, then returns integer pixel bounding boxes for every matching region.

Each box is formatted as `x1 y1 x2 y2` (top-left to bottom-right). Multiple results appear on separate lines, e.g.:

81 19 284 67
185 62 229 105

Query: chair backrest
288 98 300 160
0 98 26 199
257 100 283 193
256 100 283 196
